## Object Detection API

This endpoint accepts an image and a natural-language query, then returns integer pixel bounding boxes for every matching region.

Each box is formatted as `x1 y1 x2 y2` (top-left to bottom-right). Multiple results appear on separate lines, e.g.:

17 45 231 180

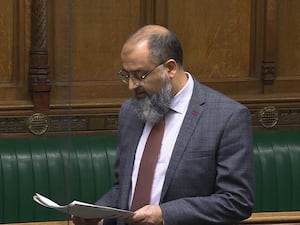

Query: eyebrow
122 68 148 74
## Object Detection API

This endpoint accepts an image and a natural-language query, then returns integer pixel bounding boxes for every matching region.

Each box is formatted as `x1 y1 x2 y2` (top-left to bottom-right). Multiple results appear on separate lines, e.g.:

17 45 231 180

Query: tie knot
153 117 165 130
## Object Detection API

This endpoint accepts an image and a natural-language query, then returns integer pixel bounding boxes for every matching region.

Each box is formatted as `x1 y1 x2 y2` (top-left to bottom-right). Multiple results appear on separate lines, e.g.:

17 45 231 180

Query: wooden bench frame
242 211 300 224
4 212 300 225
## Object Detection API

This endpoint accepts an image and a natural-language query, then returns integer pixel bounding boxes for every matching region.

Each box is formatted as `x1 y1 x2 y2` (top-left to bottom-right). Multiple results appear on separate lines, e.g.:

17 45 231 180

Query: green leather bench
0 135 117 224
253 130 300 212
0 130 300 224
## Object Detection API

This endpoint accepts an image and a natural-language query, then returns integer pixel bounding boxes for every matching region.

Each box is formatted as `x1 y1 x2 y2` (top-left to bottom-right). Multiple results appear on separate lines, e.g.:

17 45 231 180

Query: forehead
121 40 152 71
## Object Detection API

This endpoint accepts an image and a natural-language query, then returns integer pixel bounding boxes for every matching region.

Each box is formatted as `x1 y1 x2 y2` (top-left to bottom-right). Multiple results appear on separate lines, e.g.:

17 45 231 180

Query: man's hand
71 215 101 225
126 205 163 225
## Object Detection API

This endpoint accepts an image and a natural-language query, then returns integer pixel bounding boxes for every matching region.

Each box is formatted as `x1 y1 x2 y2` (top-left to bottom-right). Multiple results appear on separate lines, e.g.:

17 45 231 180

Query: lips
135 91 146 99
134 87 147 99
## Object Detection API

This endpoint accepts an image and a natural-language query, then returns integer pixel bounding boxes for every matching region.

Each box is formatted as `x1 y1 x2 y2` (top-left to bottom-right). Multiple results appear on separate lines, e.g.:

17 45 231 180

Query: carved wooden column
155 0 168 26
140 0 168 26
262 0 277 94
29 0 51 112
140 0 155 25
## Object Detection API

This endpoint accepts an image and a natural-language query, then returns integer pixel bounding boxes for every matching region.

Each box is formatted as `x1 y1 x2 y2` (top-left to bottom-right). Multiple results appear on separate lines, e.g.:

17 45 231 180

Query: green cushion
0 135 117 223
1 130 300 223
253 130 300 212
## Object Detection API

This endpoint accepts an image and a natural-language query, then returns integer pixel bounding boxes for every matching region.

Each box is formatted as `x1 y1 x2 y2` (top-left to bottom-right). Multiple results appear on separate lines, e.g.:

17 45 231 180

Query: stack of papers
33 193 133 219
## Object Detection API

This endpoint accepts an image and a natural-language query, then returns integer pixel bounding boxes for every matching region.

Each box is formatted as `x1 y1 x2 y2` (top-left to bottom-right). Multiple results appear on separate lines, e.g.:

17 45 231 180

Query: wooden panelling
1 0 300 135
168 0 252 79
0 0 31 107
275 0 300 93
164 0 262 97
48 0 140 105
0 2 14 84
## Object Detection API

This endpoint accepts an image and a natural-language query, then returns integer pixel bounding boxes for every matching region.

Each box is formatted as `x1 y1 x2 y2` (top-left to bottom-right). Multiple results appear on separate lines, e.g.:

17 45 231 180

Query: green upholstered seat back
0 135 117 223
253 130 300 212
1 130 300 223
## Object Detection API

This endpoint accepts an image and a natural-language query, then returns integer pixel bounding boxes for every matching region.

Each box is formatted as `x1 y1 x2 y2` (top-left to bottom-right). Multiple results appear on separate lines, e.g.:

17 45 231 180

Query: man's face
121 41 172 124
132 72 172 124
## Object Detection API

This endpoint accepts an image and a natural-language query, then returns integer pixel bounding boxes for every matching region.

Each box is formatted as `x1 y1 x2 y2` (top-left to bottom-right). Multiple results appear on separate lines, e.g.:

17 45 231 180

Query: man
73 25 254 225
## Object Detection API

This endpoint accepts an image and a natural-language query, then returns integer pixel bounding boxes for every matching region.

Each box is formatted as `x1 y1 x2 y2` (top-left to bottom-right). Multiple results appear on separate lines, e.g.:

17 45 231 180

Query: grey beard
132 76 172 124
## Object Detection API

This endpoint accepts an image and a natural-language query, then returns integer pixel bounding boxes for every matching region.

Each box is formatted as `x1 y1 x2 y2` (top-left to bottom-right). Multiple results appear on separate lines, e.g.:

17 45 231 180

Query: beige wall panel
0 1 30 106
0 1 13 83
167 0 251 81
49 0 140 104
273 0 300 94
163 0 263 97
277 0 300 78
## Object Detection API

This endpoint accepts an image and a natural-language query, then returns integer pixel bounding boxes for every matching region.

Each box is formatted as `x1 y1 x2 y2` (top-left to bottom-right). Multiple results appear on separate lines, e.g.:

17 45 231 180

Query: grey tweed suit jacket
96 77 254 225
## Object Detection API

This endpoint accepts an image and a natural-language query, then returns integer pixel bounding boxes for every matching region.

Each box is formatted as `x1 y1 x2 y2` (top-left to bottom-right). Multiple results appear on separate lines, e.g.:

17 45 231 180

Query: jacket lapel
160 81 206 201
119 120 145 210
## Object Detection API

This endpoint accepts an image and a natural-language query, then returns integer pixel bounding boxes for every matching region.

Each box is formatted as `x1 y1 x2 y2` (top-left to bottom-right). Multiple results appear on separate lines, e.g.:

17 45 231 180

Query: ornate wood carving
262 60 276 85
29 0 51 112
2 103 300 135
252 106 300 129
257 106 279 128
261 0 277 92
27 112 49 135
0 114 119 136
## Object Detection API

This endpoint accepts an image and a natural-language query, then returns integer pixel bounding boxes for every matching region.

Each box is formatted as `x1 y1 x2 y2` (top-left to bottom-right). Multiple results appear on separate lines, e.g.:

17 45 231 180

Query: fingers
125 205 163 225
125 213 142 225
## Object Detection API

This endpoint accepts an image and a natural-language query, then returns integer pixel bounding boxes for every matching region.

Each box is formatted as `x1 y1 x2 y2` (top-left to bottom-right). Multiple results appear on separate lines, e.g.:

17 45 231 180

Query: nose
128 78 139 91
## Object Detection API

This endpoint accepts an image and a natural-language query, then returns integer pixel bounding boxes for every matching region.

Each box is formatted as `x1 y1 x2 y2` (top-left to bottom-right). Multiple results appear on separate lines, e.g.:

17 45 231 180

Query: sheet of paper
33 193 133 219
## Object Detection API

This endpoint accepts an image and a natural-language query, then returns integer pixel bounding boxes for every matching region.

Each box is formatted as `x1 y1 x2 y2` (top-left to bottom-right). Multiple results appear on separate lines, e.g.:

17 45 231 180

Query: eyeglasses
117 61 166 85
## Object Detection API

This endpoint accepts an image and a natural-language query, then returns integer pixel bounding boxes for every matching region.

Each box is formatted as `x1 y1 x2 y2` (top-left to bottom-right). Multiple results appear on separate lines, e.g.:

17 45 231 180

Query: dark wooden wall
1 0 300 136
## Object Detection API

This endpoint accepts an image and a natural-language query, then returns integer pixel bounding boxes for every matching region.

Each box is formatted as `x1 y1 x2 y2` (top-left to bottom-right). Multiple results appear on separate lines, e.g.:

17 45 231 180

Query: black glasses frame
117 60 167 84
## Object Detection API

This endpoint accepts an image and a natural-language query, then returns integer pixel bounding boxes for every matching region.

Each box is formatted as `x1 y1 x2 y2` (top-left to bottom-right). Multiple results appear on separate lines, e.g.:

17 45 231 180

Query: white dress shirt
129 72 194 208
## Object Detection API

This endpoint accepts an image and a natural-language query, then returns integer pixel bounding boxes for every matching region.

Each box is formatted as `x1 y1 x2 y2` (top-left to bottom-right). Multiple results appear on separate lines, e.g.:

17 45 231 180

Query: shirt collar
169 72 194 114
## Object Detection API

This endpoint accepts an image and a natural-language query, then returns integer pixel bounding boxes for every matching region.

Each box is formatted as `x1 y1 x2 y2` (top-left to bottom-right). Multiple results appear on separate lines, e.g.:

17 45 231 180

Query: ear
164 59 177 79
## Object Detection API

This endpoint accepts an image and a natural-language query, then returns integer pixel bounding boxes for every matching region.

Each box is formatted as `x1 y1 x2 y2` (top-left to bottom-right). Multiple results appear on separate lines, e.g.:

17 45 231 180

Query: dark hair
148 30 183 67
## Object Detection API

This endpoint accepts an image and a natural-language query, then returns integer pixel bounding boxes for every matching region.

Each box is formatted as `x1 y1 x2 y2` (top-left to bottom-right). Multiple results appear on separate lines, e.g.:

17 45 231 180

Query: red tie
131 118 165 211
